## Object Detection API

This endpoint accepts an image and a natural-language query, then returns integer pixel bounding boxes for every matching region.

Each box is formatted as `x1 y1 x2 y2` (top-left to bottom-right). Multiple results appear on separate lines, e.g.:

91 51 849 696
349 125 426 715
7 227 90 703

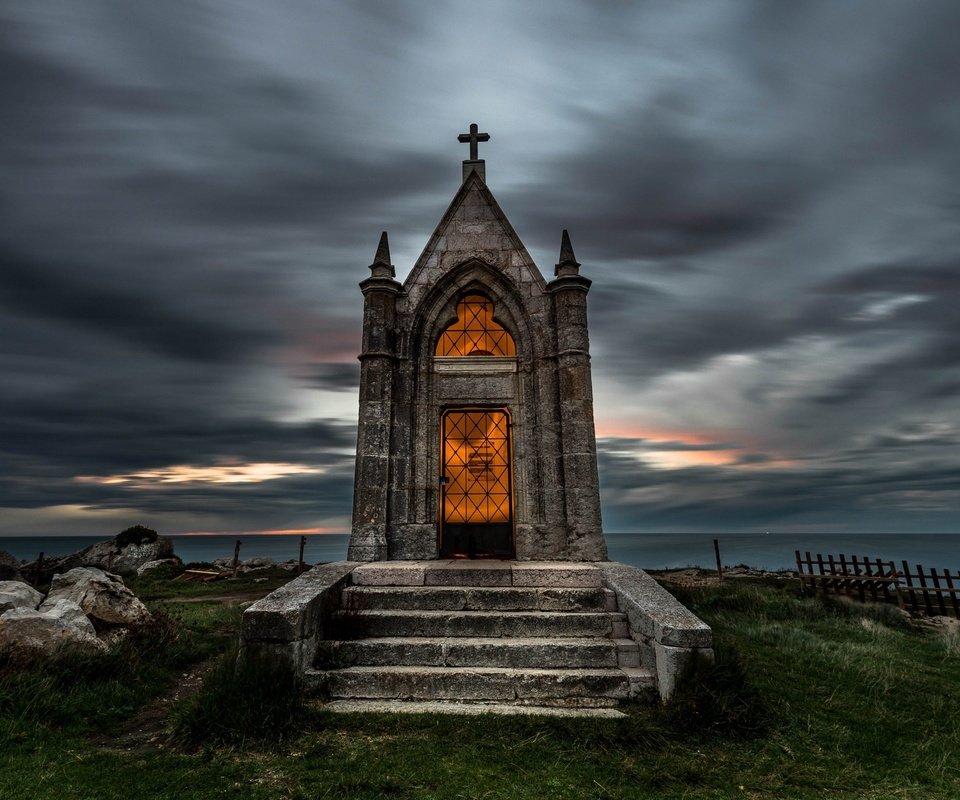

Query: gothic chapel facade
348 125 607 563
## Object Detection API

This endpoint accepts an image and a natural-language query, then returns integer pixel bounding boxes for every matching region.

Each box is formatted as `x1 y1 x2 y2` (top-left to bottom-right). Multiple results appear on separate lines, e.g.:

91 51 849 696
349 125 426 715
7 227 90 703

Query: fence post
930 568 947 616
34 552 44 586
713 539 723 583
942 569 959 620
827 554 839 594
816 554 827 596
298 535 307 575
851 555 866 603
901 560 918 614
232 539 241 578
888 561 905 611
916 564 933 616
839 554 852 598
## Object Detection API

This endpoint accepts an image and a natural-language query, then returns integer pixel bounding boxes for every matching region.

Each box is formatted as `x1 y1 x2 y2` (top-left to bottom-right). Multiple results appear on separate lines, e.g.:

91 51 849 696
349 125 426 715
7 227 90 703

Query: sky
1 1 959 539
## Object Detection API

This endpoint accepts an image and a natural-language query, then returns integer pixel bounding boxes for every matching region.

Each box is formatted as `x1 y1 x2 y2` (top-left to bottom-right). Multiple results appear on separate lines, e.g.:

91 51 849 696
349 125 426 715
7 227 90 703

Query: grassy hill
1 573 957 799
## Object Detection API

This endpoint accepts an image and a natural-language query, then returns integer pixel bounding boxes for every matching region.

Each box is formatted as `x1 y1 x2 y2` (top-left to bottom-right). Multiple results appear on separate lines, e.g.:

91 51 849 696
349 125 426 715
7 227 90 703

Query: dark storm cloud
298 363 361 393
0 244 271 361
520 113 817 261
597 443 960 533
1 1 959 536
0 386 355 479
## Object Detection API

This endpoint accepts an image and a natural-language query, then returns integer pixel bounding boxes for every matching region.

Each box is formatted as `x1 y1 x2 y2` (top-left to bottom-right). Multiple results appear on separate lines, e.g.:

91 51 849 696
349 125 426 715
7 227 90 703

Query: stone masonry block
598 563 712 649
351 562 427 586
425 562 512 587
654 643 715 702
511 563 603 588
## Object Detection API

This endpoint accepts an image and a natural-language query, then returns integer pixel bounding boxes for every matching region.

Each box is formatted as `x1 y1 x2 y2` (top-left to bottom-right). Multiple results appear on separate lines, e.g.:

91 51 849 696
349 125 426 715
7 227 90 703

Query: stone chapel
348 124 608 563
242 127 713 710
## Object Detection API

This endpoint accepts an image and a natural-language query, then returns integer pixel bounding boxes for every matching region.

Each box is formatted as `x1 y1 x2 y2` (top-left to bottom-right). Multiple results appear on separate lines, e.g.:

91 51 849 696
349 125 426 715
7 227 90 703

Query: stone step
331 609 629 639
341 585 615 613
311 665 648 703
350 561 604 589
321 699 627 718
317 636 641 669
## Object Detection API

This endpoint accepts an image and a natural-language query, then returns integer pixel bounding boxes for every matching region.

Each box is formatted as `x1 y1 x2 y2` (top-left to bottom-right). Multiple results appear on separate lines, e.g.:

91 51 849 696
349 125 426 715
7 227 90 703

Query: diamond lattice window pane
436 296 517 357
442 410 512 524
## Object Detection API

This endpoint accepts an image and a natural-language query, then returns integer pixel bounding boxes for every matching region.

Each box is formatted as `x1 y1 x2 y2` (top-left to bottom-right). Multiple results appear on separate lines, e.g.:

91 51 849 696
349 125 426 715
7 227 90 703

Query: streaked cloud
1 1 958 536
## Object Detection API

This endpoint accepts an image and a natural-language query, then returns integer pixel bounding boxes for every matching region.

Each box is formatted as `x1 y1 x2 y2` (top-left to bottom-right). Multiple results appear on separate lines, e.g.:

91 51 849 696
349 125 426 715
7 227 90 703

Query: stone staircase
306 561 656 717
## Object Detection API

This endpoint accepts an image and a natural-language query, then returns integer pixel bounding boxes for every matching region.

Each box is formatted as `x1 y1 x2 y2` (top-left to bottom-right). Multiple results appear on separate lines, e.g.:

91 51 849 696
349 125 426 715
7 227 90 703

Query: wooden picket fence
794 550 960 619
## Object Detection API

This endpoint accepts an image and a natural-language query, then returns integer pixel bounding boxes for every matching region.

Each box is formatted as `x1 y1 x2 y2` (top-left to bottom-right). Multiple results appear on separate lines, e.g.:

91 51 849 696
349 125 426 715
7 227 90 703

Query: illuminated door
440 409 514 558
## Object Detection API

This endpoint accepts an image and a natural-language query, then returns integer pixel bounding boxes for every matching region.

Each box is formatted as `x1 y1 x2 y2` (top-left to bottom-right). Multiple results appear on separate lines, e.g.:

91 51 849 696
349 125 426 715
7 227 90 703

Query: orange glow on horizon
178 527 345 536
595 426 798 470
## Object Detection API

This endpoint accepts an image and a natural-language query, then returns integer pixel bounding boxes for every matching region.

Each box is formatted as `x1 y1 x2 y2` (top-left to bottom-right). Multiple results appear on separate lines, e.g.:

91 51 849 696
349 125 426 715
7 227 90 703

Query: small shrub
139 562 186 581
172 645 306 748
662 640 770 740
938 623 960 657
115 524 159 547
816 593 914 631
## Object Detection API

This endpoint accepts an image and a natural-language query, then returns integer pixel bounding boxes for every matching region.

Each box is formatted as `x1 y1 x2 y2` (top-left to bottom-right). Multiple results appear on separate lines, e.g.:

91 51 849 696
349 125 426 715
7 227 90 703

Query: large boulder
0 600 105 658
135 557 183 576
0 581 43 615
72 526 176 575
0 549 21 581
45 567 150 628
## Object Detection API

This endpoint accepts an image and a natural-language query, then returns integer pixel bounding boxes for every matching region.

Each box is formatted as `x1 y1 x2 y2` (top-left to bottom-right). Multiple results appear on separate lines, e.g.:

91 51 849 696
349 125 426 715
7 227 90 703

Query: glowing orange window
435 295 516 357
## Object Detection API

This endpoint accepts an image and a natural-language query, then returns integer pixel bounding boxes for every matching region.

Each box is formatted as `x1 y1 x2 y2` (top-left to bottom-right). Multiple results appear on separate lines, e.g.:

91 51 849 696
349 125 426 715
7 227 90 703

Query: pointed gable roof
402 171 547 297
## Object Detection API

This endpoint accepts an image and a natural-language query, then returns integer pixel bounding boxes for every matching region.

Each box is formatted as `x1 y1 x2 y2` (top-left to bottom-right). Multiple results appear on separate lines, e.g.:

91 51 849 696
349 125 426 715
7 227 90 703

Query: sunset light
75 462 322 487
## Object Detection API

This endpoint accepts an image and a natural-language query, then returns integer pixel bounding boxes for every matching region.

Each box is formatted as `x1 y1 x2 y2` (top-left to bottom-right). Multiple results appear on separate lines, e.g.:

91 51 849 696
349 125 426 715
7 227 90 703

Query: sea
1 532 957 572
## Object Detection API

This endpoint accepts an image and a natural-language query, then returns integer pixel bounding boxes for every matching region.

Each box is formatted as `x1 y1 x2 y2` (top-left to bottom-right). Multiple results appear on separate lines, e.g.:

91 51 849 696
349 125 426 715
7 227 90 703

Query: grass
1 578 958 799
126 565 298 600
0 602 240 740
172 645 307 749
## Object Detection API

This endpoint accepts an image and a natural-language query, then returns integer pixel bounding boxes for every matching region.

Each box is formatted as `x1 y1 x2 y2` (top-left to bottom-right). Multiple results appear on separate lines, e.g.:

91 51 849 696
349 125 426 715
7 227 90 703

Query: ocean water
1 532 957 572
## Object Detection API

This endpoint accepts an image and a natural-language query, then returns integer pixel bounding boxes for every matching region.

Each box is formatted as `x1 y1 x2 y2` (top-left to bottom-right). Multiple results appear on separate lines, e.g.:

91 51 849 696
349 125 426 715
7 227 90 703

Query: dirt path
91 656 216 752
91 587 277 752
155 589 273 604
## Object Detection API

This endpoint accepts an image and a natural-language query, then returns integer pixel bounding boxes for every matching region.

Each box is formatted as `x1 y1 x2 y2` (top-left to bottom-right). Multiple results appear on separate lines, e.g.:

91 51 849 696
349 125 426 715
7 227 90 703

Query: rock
0 581 44 615
46 567 151 628
135 557 183 576
0 549 22 581
38 597 95 632
0 600 105 658
212 556 276 574
75 532 176 575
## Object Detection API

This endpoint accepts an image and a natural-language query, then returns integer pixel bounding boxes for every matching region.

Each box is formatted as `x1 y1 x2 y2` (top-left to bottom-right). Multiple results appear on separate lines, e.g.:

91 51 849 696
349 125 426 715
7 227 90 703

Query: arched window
435 295 516 357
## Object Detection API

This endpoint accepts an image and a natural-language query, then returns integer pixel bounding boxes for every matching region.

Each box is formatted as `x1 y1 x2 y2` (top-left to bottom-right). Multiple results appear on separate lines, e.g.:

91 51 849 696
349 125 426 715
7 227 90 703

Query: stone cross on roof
457 123 490 162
